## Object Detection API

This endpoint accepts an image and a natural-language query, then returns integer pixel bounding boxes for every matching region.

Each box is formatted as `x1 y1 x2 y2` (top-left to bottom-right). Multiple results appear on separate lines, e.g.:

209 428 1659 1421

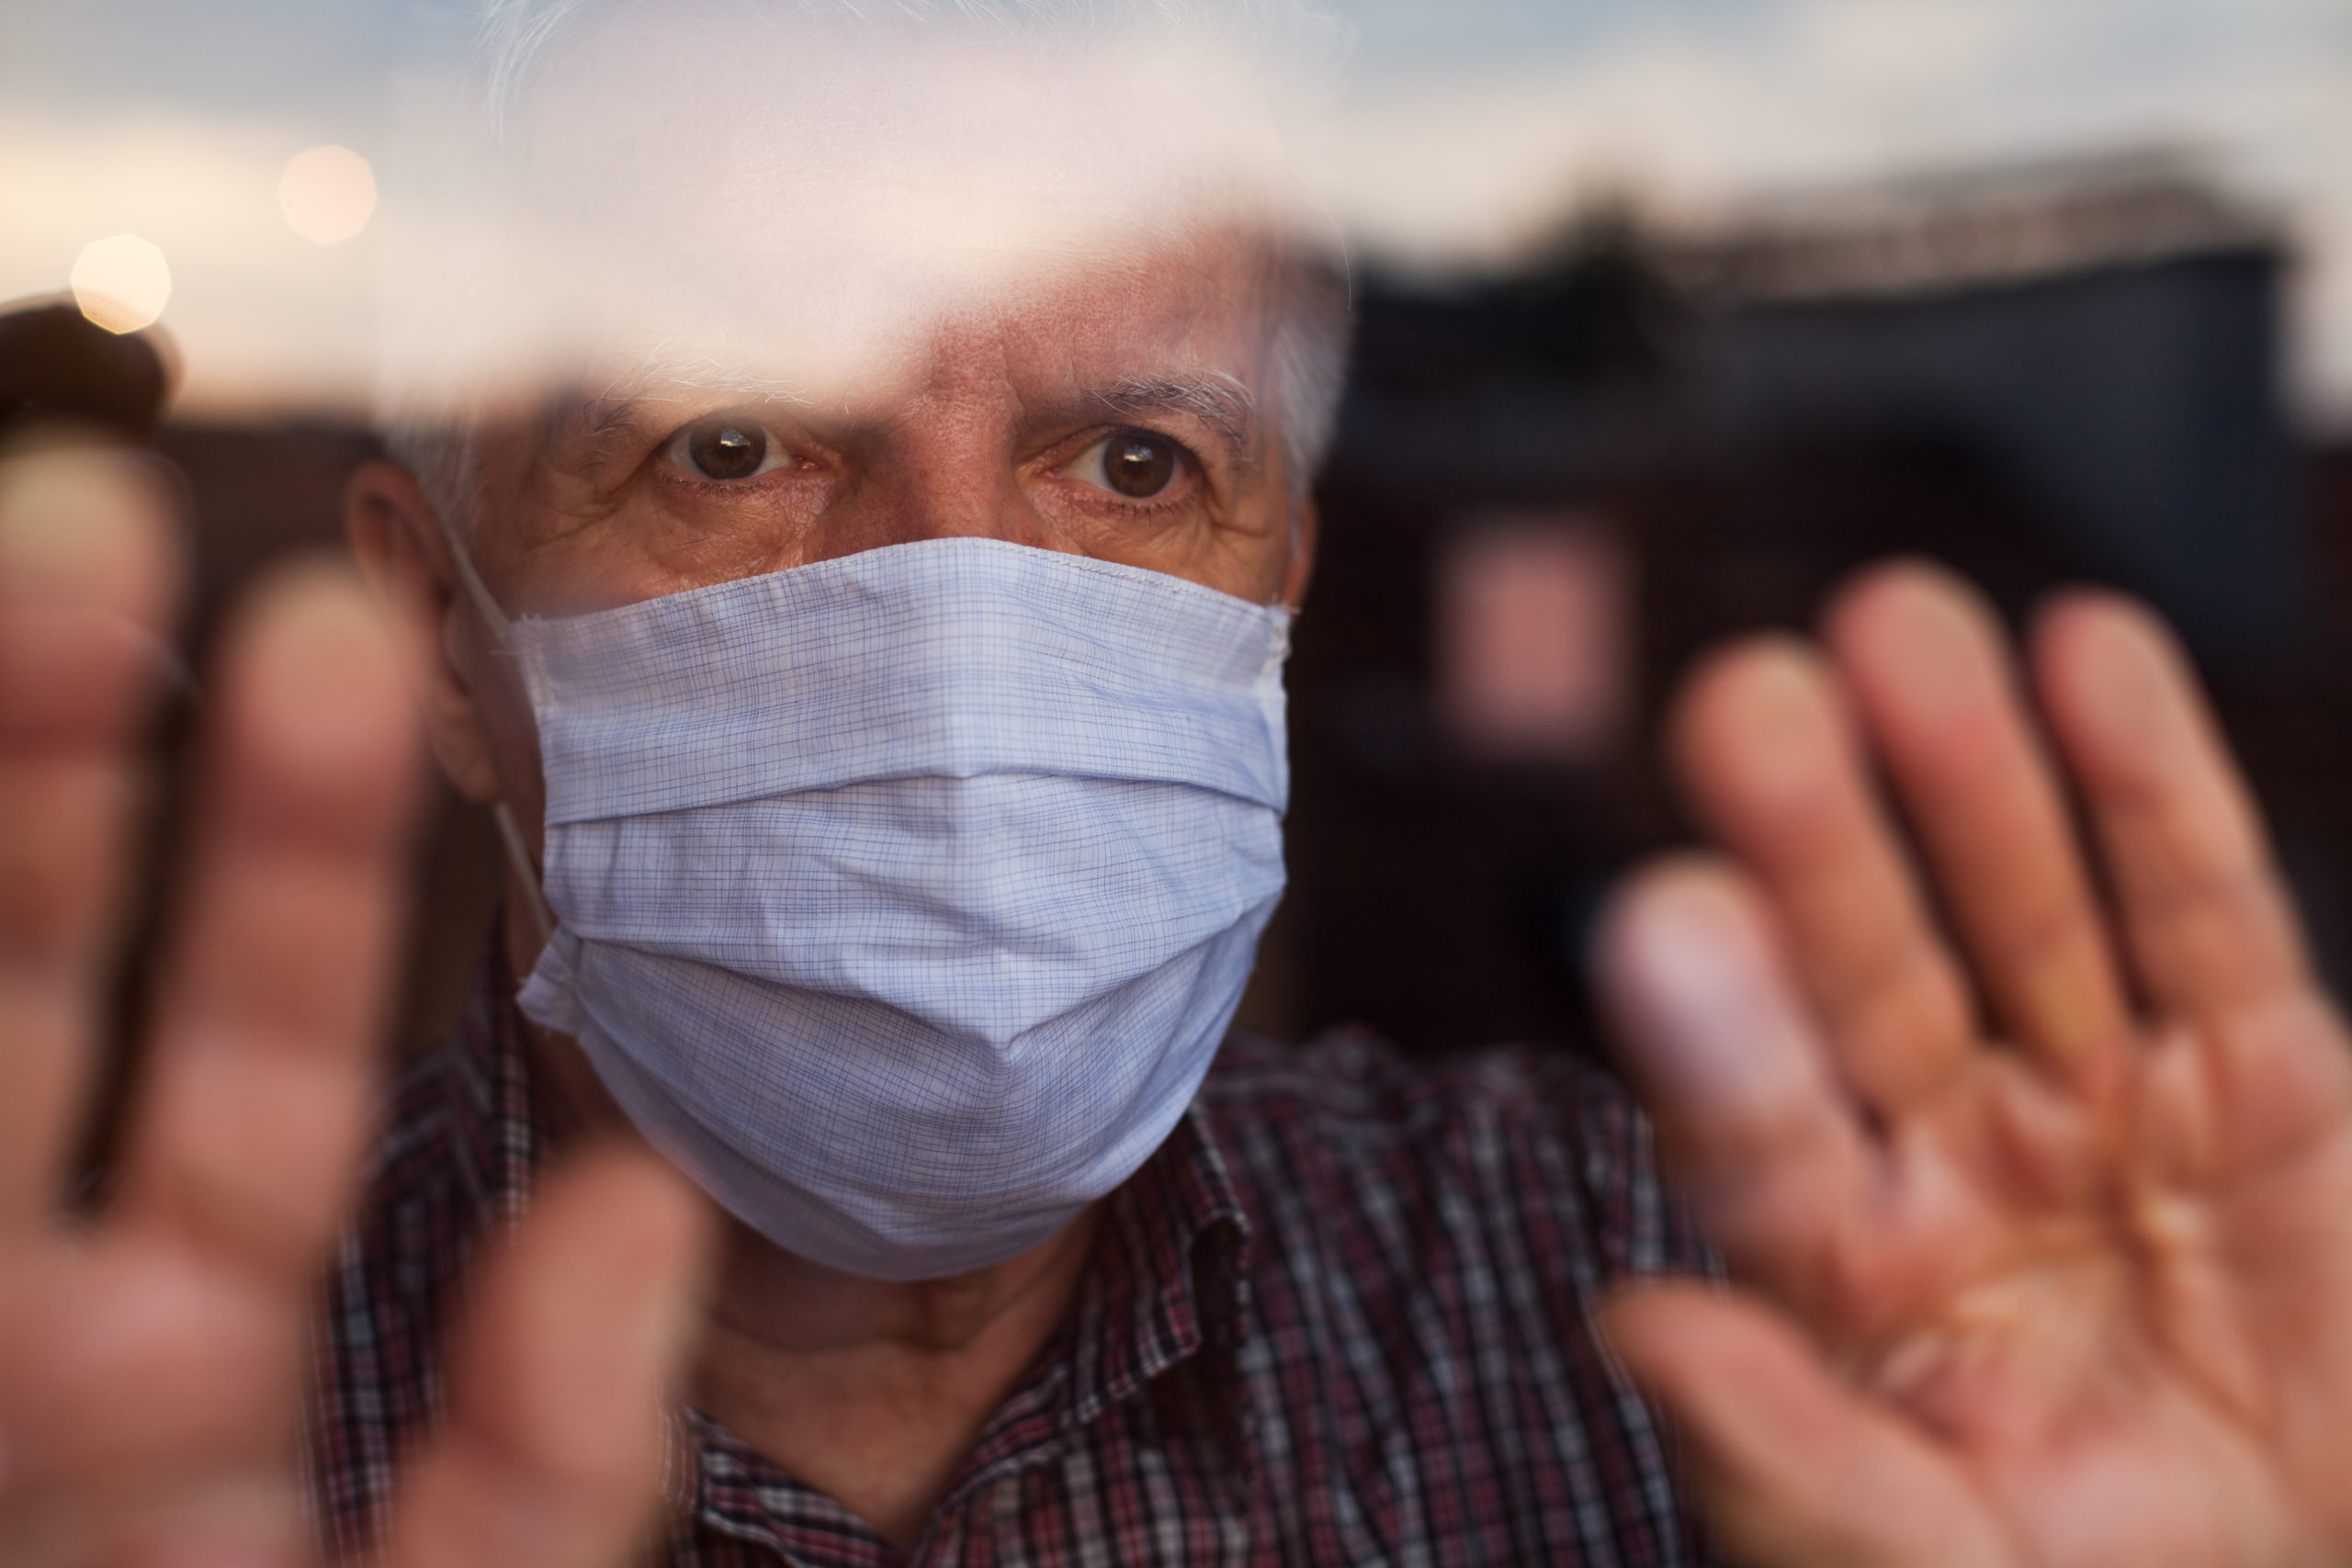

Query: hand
1594 562 2352 1567
0 443 709 1568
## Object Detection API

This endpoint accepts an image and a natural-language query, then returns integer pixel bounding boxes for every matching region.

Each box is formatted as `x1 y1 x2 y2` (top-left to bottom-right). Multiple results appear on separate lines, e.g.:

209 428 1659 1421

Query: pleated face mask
461 536 1290 1280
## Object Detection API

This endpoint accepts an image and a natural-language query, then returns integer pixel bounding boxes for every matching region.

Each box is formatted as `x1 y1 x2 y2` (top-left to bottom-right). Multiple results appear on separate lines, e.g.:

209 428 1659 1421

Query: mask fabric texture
501 537 1291 1280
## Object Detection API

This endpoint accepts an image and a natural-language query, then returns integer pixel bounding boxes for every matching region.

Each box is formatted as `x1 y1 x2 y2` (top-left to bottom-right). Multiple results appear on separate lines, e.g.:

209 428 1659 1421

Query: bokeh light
277 143 377 245
70 233 173 333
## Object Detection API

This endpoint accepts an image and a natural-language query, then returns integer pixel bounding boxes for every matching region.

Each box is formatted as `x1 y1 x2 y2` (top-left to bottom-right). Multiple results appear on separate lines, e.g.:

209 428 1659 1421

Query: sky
4 0 2349 425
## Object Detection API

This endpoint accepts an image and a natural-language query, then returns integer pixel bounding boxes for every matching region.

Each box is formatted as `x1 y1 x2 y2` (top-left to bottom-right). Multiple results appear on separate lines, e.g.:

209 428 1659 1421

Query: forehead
385 6 1303 425
517 233 1278 493
691 231 1277 401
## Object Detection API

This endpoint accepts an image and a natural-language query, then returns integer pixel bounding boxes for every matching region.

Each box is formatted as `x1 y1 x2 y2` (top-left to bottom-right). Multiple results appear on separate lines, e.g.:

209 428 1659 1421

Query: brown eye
664 416 789 482
687 420 763 478
1068 429 1186 502
1103 434 1177 497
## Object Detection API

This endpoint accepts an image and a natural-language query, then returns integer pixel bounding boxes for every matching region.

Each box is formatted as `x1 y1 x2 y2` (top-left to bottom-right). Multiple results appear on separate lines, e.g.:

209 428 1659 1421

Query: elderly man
9 2 2352 1565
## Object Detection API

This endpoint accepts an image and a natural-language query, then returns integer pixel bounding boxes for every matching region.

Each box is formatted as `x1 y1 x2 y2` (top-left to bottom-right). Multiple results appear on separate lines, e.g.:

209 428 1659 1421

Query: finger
382 1148 711 1568
1826 562 2132 1089
0 446 178 1233
0 1468 309 1568
1600 1281 2015 1568
2034 593 2305 1018
113 563 422 1287
1592 857 1874 1317
1673 637 1977 1118
0 1247 303 1523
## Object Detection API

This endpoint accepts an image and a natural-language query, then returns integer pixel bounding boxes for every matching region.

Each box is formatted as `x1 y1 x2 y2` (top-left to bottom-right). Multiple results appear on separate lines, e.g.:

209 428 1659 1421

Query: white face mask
458 536 1290 1280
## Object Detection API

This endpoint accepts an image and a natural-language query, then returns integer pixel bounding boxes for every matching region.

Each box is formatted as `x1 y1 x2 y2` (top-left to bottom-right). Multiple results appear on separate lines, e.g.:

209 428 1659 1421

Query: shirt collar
1063 1105 1253 1436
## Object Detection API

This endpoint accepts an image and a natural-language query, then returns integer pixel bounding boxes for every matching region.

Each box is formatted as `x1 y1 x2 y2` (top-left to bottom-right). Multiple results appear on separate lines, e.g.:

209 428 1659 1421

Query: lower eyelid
1062 482 1196 523
656 459 813 500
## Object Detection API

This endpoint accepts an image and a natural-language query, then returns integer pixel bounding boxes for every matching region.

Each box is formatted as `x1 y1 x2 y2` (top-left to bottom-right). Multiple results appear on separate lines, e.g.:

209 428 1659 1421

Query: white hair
383 0 1354 533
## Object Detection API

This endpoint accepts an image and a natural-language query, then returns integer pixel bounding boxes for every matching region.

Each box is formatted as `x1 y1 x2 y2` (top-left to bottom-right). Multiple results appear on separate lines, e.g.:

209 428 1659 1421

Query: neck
693 1207 1102 1547
501 895 1100 1550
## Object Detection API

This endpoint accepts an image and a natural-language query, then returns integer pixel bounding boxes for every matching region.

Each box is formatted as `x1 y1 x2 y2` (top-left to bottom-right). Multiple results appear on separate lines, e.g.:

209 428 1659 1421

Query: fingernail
1623 878 1758 1049
1606 869 1813 1108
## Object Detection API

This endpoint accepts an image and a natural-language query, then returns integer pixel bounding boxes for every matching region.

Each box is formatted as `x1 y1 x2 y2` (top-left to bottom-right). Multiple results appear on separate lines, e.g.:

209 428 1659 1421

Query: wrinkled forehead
378 3 1312 428
592 237 1279 419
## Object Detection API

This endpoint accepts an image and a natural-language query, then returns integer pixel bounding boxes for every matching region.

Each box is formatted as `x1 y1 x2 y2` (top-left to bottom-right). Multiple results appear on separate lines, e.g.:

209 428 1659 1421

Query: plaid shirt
308 948 1722 1566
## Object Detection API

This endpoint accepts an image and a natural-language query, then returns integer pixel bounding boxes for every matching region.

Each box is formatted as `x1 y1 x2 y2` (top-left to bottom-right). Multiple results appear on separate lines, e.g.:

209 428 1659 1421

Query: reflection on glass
69 233 171 334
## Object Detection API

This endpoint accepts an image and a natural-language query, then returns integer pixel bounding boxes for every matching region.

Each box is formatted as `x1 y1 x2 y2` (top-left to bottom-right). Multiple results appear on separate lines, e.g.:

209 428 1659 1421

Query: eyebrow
1093 372 1258 468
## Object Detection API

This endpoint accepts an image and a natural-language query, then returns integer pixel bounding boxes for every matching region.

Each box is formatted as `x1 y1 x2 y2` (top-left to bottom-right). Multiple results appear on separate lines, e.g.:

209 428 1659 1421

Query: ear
1280 496 1319 613
345 459 504 804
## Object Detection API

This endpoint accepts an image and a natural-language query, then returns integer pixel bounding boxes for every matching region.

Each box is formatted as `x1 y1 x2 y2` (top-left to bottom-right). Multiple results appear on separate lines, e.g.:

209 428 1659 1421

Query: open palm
1598 564 2352 1567
0 446 707 1568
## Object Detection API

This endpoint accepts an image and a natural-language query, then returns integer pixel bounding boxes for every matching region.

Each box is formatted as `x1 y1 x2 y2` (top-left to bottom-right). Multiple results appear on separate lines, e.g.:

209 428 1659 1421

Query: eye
662 415 795 482
1065 429 1186 502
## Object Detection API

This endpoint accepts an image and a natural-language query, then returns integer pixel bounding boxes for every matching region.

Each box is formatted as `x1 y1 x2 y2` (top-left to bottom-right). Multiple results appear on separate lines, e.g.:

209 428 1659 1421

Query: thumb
1600 1280 2013 1568
380 1145 713 1568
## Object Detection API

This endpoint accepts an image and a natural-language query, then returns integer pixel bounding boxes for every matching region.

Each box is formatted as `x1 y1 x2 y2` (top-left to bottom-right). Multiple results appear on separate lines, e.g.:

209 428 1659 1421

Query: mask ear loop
493 799 558 948
437 513 560 948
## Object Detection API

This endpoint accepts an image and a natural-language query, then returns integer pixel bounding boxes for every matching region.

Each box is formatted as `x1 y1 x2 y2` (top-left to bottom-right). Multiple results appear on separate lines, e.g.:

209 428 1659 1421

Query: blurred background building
1272 151 2352 1056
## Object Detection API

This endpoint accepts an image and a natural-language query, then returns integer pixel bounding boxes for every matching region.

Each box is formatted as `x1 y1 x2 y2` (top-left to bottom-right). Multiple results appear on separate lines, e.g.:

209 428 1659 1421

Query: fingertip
2030 589 2203 781
1595 1280 1855 1465
1822 556 1990 652
391 1150 708 1568
234 560 408 719
0 447 187 744
2029 583 2167 643
1594 1278 1725 1385
1822 558 2012 728
1670 637 1856 840
2031 587 2180 690
212 558 424 843
1595 851 1752 936
537 1144 718 1323
1590 854 1829 1120
1590 854 1774 1029
0 443 182 631
1671 636 1828 755
474 1143 715 1463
